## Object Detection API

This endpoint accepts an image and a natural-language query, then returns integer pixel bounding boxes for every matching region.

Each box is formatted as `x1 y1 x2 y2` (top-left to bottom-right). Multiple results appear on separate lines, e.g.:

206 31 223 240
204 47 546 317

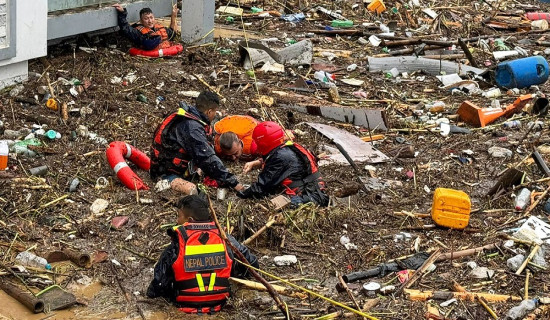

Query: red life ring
106 141 150 190
128 44 184 58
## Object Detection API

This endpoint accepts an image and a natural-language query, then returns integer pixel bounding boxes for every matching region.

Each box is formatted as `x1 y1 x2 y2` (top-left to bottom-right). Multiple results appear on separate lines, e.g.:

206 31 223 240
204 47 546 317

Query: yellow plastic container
367 0 387 14
431 188 471 230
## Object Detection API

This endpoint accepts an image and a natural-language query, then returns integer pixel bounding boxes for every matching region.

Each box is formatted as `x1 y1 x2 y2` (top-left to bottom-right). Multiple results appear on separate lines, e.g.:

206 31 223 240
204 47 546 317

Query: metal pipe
0 280 44 313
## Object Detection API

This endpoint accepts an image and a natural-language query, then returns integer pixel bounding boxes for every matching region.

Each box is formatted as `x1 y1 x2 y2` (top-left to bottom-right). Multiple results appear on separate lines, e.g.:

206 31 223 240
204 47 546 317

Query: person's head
139 8 155 28
253 121 285 156
196 91 220 122
176 195 211 225
219 132 243 161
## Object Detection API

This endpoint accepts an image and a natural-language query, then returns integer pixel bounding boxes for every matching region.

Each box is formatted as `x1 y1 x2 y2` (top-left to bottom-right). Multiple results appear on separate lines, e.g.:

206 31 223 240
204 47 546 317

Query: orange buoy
106 141 150 190
128 44 184 58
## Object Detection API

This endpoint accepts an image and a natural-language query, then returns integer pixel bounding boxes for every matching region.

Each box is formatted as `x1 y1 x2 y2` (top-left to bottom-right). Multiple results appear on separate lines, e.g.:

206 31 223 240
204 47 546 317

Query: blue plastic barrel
495 56 549 89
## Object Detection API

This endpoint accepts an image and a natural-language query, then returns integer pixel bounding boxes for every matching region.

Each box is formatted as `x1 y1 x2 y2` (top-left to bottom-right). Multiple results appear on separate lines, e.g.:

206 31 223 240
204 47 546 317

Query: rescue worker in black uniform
147 195 258 313
237 121 329 207
150 91 244 195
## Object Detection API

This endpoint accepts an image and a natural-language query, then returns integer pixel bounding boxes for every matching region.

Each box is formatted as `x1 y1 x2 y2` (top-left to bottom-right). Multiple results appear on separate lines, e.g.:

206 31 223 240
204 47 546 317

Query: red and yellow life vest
169 222 233 313
213 115 259 158
150 108 209 180
135 23 171 50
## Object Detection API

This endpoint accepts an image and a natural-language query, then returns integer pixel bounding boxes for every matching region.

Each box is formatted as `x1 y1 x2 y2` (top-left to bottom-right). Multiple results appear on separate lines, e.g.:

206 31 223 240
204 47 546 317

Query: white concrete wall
0 0 47 87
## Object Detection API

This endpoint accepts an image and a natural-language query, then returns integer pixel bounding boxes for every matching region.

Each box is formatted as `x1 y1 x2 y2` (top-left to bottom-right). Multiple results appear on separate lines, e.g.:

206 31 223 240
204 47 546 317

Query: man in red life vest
147 195 258 313
113 3 178 51
237 121 329 207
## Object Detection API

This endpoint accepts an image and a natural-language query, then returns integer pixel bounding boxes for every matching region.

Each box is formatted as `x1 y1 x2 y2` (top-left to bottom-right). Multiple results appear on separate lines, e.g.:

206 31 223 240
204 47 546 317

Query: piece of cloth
213 115 259 159
237 144 329 206
150 106 239 188
147 234 259 301
116 9 175 50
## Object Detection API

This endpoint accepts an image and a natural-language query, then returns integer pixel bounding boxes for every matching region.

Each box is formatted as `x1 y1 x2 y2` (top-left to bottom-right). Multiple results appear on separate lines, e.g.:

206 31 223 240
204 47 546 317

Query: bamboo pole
405 289 522 302
229 277 305 298
243 214 280 245
516 245 540 275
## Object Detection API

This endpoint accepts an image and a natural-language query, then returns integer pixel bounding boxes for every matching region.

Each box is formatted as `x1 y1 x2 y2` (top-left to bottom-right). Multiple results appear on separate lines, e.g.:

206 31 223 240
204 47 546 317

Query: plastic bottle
502 120 521 128
506 299 537 320
0 140 8 170
251 7 263 13
314 71 335 83
15 251 52 270
385 67 400 78
514 188 531 210
13 145 37 158
14 138 41 148
331 20 354 28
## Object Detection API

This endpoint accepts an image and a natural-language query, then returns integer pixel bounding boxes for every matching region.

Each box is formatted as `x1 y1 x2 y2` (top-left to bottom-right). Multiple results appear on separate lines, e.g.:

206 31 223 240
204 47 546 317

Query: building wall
0 0 47 88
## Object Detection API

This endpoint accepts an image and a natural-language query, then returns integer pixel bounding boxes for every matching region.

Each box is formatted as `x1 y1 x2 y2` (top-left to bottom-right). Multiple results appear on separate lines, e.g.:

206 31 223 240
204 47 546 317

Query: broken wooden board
368 56 485 76
307 122 389 164
273 90 388 131
216 6 244 16
214 25 262 40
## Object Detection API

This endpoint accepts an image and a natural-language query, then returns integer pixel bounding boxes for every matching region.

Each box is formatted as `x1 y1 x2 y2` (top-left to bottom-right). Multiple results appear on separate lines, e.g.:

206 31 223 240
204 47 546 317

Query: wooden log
435 243 499 262
404 289 522 302
0 281 44 313
458 38 479 68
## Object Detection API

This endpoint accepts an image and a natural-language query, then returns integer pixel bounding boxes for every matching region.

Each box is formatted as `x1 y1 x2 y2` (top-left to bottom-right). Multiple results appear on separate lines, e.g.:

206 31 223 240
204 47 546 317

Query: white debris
274 255 298 266
469 266 495 279
440 298 457 307
488 146 513 158
155 179 172 192
90 199 109 214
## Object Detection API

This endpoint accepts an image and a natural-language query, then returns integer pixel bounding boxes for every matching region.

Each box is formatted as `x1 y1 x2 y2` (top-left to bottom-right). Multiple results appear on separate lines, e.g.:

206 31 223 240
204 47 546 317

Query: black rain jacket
238 145 329 206
157 106 239 188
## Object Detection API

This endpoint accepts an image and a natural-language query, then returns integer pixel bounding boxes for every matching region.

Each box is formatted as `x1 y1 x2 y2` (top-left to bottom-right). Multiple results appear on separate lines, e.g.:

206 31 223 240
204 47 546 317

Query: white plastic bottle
514 188 531 211
506 299 537 319
15 251 52 270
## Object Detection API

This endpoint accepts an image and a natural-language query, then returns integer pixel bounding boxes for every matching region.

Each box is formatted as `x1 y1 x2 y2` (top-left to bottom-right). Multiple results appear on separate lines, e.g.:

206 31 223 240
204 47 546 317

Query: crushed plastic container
431 188 471 229
495 56 549 89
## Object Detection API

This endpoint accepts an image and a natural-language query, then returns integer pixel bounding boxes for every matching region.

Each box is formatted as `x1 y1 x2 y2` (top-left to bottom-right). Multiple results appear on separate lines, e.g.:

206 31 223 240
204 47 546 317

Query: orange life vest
150 107 209 180
135 23 171 50
169 222 233 313
213 115 259 158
